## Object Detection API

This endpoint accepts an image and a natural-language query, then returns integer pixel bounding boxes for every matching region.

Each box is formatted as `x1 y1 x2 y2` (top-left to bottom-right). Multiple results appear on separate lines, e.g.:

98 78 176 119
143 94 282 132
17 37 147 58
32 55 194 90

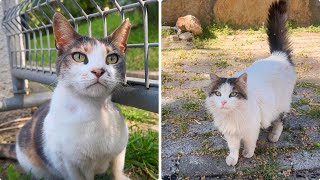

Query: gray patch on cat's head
208 73 248 99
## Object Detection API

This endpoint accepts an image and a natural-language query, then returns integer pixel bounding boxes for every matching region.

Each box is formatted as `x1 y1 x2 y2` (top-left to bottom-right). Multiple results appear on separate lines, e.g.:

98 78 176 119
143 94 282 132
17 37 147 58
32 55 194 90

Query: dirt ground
161 30 320 179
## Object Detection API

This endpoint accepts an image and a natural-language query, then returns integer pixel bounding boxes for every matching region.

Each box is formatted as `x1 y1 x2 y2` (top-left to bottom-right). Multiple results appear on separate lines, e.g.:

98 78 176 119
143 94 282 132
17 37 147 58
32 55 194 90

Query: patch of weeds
288 21 320 33
119 105 157 125
174 65 185 73
162 72 174 84
174 61 183 67
162 28 176 38
209 51 227 58
296 64 312 72
307 106 320 118
314 142 320 148
203 132 214 138
296 82 319 89
291 98 310 109
214 61 230 68
162 107 172 116
125 128 158 179
182 101 200 111
0 164 32 180
197 25 217 39
178 52 188 60
255 157 279 180
296 52 309 58
189 75 207 81
192 89 206 100
163 85 174 90
211 24 235 36
180 123 188 134
193 38 220 49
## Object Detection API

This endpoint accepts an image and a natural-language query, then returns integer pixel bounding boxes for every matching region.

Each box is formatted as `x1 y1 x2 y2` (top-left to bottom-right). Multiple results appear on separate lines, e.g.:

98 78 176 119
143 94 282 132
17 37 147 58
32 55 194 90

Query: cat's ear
109 19 131 54
53 12 80 52
237 73 248 84
210 74 220 82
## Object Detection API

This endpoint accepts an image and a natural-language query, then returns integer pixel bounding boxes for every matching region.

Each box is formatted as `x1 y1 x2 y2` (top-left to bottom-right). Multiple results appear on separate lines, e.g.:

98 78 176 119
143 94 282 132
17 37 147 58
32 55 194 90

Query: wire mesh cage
1 0 159 112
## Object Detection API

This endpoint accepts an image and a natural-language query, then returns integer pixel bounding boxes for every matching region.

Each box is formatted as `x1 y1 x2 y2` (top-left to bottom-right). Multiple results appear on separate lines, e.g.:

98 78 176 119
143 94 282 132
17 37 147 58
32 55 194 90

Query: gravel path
161 30 320 179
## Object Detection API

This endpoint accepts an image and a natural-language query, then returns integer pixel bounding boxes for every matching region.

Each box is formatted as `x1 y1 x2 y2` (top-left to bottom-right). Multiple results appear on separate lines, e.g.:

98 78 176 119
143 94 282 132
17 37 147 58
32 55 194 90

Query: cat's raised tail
0 144 16 160
267 0 293 64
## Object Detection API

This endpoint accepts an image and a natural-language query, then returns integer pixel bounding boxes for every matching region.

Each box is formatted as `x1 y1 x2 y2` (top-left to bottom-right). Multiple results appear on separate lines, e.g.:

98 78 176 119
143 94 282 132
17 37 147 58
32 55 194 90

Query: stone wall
162 0 320 27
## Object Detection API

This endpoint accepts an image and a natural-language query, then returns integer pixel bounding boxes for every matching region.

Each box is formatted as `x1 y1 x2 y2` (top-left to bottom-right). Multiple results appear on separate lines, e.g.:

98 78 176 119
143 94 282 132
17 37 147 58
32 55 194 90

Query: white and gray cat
0 12 131 179
205 1 296 166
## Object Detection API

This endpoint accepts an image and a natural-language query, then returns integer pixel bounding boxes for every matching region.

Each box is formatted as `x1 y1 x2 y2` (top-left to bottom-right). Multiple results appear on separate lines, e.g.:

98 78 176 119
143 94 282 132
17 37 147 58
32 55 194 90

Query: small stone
176 15 202 35
299 105 311 112
169 35 179 42
178 32 193 41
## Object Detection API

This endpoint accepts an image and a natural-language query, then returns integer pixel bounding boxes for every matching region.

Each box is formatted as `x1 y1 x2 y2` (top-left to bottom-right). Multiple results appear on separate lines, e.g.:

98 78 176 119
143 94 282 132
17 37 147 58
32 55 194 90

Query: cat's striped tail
0 144 17 160
267 0 293 64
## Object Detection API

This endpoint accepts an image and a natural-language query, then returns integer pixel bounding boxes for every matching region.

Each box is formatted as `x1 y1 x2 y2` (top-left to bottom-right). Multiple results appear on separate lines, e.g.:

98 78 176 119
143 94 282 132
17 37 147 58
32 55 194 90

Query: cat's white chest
43 89 128 174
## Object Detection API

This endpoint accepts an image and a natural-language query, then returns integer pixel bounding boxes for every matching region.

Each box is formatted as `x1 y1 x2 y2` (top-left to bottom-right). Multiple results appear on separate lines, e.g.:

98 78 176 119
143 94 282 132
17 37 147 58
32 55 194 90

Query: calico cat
205 1 296 166
0 12 131 179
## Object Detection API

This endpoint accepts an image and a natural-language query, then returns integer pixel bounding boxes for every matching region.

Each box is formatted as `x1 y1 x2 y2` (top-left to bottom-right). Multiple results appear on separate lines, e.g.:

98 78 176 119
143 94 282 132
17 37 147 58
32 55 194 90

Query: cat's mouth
220 106 229 110
87 81 107 89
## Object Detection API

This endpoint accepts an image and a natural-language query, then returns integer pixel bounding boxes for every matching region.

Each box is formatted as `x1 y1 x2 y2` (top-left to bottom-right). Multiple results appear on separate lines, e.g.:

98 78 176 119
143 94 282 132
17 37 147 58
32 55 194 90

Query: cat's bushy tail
267 0 293 64
0 144 16 160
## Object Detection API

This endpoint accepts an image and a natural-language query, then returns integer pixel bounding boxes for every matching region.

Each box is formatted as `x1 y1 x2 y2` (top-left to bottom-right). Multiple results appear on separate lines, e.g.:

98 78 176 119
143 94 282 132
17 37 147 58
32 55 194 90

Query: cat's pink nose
221 100 227 106
91 68 105 78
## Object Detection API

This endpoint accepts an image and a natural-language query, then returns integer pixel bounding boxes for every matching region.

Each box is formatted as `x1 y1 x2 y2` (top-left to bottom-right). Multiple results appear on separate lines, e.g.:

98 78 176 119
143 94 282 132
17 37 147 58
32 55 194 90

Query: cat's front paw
242 149 254 158
226 155 238 166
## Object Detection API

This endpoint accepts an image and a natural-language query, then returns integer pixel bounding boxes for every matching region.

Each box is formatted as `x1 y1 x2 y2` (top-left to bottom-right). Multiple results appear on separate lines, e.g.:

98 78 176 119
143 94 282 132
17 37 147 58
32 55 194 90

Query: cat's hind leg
225 135 241 166
268 113 286 142
111 148 130 180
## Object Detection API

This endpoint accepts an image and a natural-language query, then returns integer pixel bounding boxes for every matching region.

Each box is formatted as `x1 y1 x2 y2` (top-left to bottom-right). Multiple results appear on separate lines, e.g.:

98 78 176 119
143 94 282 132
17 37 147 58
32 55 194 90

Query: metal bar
0 92 52 112
139 0 150 88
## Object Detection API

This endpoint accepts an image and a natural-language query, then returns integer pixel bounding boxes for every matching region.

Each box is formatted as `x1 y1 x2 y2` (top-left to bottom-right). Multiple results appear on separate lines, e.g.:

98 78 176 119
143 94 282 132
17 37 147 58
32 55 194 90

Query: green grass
182 101 200 111
192 89 206 100
308 106 320 119
161 28 176 38
314 142 320 148
214 61 230 68
119 105 157 125
180 123 188 134
291 98 310 109
124 129 158 179
28 11 158 71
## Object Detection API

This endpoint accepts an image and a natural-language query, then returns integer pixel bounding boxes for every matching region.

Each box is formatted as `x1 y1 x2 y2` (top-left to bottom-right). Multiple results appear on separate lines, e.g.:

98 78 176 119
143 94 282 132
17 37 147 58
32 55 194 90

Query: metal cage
0 0 159 113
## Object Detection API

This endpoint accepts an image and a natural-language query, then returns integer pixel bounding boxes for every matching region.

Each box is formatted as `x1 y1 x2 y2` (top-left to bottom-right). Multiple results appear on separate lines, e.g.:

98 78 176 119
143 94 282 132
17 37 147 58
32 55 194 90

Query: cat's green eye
214 91 221 96
230 92 238 97
106 54 119 65
72 52 87 64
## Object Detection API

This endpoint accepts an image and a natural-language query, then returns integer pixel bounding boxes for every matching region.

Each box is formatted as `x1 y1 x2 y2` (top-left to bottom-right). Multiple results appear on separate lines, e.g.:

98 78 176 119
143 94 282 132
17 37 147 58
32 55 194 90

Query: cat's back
237 52 296 91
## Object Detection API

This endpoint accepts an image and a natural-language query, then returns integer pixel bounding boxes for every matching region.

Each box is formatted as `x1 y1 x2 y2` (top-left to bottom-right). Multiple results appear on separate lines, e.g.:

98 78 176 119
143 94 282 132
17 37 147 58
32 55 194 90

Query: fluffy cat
205 1 296 166
0 12 131 180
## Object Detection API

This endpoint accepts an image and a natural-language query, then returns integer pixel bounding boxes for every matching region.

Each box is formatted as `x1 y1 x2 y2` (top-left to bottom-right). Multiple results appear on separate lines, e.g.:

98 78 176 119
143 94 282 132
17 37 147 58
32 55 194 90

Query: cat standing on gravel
205 1 296 166
0 13 131 180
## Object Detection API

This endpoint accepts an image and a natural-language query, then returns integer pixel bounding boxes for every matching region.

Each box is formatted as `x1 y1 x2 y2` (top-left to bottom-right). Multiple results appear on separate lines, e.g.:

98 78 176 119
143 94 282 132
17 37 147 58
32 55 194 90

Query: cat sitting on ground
0 12 131 179
205 1 296 166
